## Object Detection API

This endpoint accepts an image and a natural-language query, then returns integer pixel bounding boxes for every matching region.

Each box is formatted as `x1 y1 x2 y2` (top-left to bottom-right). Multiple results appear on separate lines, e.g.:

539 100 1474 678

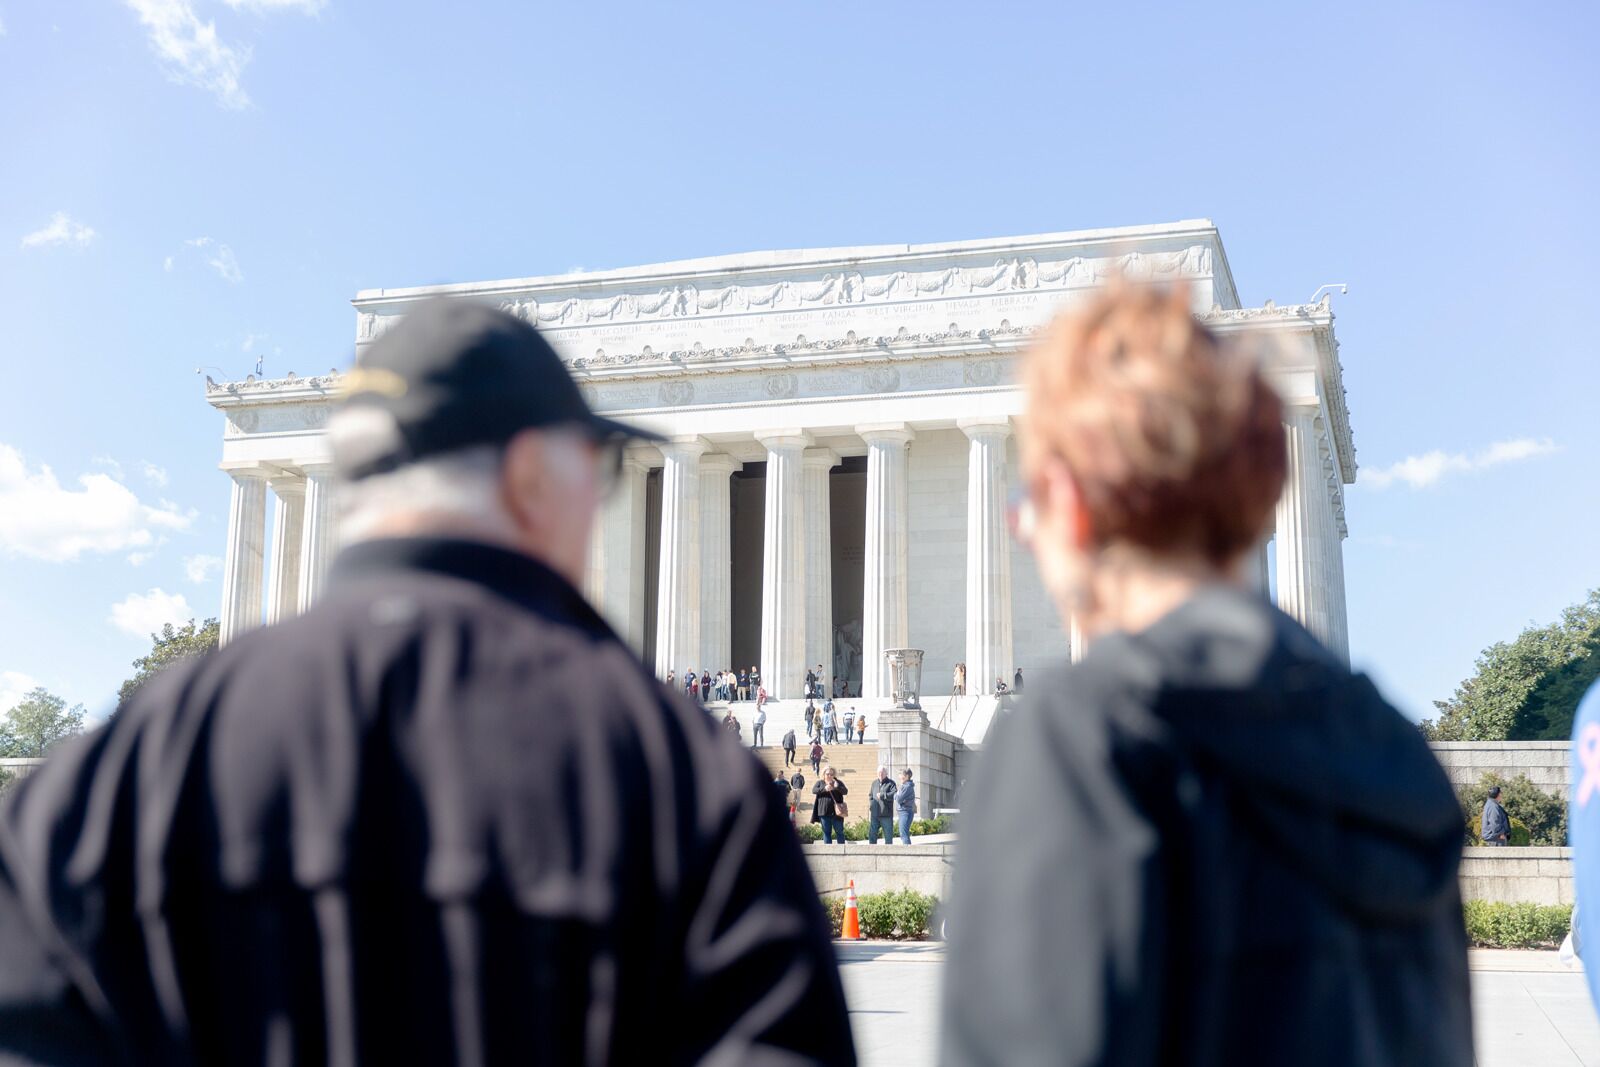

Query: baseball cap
337 298 662 480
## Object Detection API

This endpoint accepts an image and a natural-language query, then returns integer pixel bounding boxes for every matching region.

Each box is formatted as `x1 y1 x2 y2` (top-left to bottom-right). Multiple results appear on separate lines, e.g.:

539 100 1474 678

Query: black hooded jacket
943 585 1471 1067
0 538 852 1066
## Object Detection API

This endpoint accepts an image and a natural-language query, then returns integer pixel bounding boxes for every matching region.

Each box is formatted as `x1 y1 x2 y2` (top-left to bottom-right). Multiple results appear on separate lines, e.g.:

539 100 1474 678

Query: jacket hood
1091 585 1463 924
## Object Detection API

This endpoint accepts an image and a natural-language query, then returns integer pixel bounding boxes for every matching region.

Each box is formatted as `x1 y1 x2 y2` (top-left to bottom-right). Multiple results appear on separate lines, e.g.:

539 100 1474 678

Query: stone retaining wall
803 841 955 900
1459 846 1573 906
1429 741 1568 793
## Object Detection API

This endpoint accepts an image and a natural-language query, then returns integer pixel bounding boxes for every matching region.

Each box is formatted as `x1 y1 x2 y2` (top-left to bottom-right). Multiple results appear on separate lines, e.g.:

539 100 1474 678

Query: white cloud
124 0 251 109
183 236 243 283
0 671 38 715
1361 437 1560 490
0 14 8 37
240 332 267 352
0 444 193 562
20 212 96 250
224 0 325 11
140 461 169 488
109 588 193 639
184 553 223 583
163 255 174 272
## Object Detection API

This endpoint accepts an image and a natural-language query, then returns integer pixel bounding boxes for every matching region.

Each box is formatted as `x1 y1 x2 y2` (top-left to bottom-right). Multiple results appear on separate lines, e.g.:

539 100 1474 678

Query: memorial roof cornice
350 219 1228 305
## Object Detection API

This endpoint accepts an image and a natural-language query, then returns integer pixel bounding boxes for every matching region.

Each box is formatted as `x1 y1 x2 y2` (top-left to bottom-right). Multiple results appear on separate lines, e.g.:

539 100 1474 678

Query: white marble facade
207 219 1358 732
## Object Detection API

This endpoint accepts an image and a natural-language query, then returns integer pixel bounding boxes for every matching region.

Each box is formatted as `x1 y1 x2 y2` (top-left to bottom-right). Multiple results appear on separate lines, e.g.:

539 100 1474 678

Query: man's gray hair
328 408 506 543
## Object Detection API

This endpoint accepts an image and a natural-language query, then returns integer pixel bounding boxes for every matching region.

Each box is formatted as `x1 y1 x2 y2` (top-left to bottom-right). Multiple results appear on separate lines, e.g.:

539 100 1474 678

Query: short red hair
1021 285 1285 565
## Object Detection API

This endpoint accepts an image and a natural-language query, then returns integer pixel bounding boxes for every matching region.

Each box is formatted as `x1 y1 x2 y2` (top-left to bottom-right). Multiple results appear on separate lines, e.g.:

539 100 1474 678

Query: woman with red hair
942 286 1470 1066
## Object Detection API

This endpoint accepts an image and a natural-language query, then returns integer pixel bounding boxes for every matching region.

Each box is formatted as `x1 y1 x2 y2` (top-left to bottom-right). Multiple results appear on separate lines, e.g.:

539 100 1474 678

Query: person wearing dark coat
1482 786 1511 845
942 286 1470 1067
1013 668 1024 693
782 727 798 766
868 767 898 844
811 768 849 845
0 300 854 1066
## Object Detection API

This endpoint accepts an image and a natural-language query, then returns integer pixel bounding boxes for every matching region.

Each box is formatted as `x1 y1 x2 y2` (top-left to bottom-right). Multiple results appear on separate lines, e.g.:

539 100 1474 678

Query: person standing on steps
841 709 855 745
953 662 966 697
753 703 767 748
737 667 749 702
855 712 867 745
810 738 824 775
804 701 816 739
869 766 898 845
1014 668 1024 694
782 727 797 766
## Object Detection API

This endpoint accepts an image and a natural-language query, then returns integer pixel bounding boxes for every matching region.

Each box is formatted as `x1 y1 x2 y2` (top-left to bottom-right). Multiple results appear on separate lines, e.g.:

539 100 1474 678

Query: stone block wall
803 841 955 900
1459 847 1573 906
1429 741 1569 793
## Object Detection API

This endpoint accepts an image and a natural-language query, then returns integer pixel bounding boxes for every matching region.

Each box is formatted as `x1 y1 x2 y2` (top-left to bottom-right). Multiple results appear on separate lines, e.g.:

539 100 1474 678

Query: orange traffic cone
841 879 861 940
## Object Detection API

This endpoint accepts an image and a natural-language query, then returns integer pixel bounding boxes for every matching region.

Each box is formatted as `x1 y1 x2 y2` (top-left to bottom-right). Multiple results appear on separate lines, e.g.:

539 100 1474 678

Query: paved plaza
837 943 1600 1066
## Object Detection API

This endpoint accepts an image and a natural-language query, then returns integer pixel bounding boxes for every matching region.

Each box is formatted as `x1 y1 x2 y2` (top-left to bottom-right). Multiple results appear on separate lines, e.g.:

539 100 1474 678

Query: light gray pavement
834 943 1600 1067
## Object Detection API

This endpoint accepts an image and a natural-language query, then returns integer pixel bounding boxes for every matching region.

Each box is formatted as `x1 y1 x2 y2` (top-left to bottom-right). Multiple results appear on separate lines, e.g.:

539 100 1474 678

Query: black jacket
943 585 1471 1067
0 538 853 1066
811 781 848 822
868 778 898 819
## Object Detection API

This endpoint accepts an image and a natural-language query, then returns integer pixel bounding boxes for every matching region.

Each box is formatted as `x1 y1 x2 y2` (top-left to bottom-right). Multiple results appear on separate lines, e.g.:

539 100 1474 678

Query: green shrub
909 814 953 836
824 889 940 940
843 818 871 842
1464 813 1532 847
1463 900 1572 948
822 895 844 936
1458 772 1566 846
795 822 821 843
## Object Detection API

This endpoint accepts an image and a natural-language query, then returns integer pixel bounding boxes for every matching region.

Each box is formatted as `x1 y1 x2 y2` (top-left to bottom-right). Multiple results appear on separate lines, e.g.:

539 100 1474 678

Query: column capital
267 473 307 496
658 436 710 461
802 447 840 471
621 446 655 473
289 460 336 476
699 452 740 476
856 423 915 447
754 429 812 451
219 461 275 478
957 415 1012 439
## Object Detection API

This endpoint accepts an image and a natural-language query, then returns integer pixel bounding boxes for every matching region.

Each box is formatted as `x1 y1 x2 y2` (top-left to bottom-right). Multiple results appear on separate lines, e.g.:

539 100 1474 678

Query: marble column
802 448 837 691
959 417 1014 696
296 463 337 612
587 455 651 653
265 474 306 626
699 453 738 675
219 466 268 645
1274 409 1335 649
758 431 810 700
653 438 707 679
859 424 914 700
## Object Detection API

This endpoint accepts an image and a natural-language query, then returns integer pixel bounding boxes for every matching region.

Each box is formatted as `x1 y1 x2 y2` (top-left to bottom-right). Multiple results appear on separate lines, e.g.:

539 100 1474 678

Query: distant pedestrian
869 766 898 845
824 706 837 744
812 766 849 846
810 739 824 775
994 678 1008 695
805 666 819 700
756 685 768 712
782 728 797 766
895 769 916 844
804 701 816 738
790 768 806 797
666 669 675 690
775 772 792 809
1013 668 1024 694
1482 786 1511 846
737 668 749 702
749 666 761 694
855 713 867 745
841 710 855 743
753 704 767 748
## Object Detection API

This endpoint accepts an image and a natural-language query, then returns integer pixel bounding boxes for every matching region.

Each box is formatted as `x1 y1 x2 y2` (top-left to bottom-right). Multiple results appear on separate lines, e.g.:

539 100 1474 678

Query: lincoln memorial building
205 219 1357 744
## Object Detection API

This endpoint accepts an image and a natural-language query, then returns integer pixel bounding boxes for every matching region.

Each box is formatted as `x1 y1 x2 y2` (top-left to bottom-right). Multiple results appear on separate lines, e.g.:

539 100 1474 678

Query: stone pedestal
884 647 925 710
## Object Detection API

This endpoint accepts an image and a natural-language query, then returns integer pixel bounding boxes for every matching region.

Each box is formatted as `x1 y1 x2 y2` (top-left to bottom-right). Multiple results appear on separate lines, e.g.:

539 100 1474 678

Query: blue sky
0 1 1595 721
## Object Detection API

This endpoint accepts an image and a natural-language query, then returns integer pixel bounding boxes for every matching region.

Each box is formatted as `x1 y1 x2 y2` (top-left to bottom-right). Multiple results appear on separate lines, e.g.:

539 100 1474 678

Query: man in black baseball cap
0 300 855 1064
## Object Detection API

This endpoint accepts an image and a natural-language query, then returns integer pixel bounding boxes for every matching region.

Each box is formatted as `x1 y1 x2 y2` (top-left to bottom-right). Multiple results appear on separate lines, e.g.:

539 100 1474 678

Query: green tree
118 618 219 706
1421 589 1600 741
0 688 87 758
